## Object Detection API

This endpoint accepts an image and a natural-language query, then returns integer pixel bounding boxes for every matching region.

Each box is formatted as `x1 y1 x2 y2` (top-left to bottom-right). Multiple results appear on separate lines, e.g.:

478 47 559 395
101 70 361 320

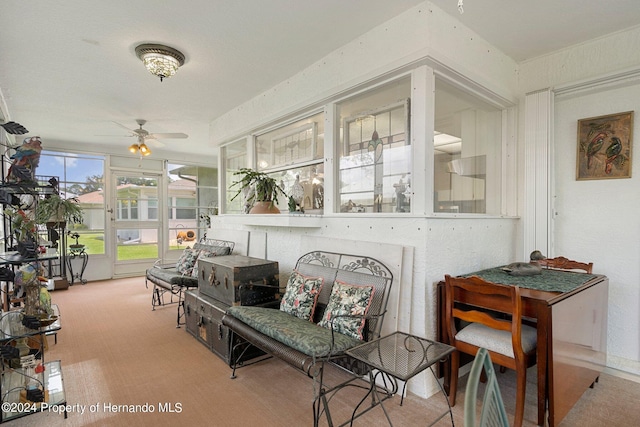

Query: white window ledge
220 214 323 228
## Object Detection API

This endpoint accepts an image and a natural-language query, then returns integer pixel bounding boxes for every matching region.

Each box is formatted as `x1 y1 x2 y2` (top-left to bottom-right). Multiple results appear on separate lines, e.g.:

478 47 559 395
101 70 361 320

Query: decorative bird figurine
39 284 53 316
501 250 546 276
6 136 42 183
529 250 546 262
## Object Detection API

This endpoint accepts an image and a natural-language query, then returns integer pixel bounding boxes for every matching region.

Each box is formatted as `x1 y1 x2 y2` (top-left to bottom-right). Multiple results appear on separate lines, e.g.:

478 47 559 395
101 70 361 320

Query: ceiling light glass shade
138 143 151 156
135 44 185 82
129 142 152 156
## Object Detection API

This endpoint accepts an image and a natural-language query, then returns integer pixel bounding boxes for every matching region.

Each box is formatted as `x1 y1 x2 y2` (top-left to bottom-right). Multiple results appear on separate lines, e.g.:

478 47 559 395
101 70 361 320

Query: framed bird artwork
576 111 633 180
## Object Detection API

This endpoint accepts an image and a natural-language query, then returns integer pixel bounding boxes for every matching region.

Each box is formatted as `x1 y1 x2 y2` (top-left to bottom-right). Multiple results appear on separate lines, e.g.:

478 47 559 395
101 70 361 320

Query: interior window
433 78 502 214
255 112 325 214
337 77 411 214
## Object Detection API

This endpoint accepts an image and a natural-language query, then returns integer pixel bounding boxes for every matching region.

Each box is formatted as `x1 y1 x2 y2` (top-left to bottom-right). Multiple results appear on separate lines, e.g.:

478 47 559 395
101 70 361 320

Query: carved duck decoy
501 250 546 276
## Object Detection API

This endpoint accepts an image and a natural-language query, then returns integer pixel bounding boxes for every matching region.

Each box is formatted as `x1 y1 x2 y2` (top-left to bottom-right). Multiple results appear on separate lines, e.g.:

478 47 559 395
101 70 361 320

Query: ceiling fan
112 119 188 156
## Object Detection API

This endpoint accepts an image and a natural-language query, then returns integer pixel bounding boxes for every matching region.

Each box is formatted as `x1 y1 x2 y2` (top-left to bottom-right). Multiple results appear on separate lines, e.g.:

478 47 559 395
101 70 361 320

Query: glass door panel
111 172 161 276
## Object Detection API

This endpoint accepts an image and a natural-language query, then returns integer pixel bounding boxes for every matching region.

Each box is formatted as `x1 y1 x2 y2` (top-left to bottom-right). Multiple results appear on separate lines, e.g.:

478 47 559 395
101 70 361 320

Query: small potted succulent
231 168 286 214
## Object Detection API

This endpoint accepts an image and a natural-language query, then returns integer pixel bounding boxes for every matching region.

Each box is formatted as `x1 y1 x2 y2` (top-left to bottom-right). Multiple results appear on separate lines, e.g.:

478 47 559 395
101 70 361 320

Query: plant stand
66 247 88 285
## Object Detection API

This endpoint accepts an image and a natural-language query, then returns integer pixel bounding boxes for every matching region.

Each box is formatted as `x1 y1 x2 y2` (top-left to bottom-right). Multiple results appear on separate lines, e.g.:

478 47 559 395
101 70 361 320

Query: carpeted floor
5 278 640 426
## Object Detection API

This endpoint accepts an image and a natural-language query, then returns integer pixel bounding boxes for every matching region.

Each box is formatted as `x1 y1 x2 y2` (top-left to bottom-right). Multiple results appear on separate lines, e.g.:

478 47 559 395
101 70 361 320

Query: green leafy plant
5 207 37 241
231 168 286 206
35 193 84 226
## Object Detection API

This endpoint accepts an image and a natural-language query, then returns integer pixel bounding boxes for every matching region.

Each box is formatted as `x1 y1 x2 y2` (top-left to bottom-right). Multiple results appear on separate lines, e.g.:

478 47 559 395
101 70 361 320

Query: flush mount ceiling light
129 142 151 157
135 43 185 82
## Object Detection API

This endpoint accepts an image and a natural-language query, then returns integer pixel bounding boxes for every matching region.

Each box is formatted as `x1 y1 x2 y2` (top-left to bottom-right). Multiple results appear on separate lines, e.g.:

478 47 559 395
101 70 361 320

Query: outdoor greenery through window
37 151 105 254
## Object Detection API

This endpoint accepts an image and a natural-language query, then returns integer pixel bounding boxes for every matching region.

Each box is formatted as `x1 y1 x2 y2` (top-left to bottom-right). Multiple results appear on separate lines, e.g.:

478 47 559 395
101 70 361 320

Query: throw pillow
318 281 375 340
191 249 218 278
279 270 324 321
176 247 201 276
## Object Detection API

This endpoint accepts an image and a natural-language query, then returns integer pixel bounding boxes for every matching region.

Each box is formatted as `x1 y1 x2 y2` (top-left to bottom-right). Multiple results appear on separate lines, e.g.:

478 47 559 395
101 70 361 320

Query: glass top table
347 331 455 426
0 304 66 422
0 304 61 341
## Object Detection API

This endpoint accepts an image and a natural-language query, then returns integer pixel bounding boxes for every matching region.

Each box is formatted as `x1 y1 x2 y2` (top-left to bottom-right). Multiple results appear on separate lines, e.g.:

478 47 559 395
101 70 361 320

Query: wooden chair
444 274 537 427
537 256 593 273
464 348 509 427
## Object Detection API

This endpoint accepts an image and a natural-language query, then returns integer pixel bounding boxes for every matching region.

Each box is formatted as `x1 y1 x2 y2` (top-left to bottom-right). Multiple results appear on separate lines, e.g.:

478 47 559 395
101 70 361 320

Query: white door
110 171 162 277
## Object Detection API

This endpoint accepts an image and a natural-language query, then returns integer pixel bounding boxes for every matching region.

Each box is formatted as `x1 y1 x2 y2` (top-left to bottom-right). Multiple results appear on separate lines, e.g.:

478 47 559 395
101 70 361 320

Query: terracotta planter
249 201 280 214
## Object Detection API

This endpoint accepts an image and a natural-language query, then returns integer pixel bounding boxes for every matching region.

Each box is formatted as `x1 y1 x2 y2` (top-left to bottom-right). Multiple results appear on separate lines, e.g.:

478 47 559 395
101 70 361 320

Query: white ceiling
1 0 639 159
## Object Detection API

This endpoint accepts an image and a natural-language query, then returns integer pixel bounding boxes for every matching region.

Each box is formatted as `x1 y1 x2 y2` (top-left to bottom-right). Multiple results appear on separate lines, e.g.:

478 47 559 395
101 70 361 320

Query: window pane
223 139 248 214
115 177 157 222
338 77 411 214
116 228 158 260
148 199 158 220
167 164 218 246
266 164 324 213
241 112 325 214
256 112 324 171
37 151 106 254
434 79 502 214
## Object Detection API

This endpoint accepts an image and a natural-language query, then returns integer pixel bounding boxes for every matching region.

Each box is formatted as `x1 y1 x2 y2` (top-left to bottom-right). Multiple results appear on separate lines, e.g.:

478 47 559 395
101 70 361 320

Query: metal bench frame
223 250 394 426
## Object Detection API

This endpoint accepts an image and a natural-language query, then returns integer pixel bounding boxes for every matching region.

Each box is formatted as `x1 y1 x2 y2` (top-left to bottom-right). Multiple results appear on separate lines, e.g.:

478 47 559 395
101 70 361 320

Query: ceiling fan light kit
135 43 185 82
116 119 187 157
129 142 151 157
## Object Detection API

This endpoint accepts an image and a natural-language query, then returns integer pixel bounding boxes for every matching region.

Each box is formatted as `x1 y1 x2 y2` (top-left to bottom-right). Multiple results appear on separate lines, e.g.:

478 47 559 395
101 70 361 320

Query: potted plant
67 230 85 251
231 168 286 214
4 207 39 257
35 193 84 229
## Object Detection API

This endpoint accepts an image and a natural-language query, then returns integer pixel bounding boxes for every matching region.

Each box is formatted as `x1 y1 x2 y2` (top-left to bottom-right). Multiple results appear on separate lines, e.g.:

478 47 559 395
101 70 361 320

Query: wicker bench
146 238 234 327
222 250 393 426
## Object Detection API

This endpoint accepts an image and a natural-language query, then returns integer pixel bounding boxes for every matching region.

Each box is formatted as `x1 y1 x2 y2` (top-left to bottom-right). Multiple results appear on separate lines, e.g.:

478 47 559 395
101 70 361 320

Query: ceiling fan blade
96 133 135 137
112 121 136 133
148 132 188 139
146 139 166 148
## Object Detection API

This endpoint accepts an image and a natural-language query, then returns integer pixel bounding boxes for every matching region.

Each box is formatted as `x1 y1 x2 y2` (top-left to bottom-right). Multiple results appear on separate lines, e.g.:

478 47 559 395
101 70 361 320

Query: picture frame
576 111 633 180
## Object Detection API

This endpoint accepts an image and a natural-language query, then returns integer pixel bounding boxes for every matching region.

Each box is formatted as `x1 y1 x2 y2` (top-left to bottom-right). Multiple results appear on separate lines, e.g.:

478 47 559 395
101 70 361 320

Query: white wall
210 2 518 145
211 215 518 398
519 27 640 376
209 2 521 399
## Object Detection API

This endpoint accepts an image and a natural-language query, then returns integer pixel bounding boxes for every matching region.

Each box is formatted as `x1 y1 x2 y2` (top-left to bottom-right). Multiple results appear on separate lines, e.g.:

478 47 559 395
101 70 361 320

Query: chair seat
456 322 537 358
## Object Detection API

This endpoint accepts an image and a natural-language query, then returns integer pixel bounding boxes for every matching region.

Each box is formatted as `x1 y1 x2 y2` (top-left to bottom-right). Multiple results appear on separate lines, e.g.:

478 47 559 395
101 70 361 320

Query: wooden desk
437 269 608 427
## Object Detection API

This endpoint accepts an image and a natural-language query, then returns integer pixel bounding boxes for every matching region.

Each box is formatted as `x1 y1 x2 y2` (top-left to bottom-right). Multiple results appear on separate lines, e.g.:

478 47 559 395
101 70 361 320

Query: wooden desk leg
536 306 550 427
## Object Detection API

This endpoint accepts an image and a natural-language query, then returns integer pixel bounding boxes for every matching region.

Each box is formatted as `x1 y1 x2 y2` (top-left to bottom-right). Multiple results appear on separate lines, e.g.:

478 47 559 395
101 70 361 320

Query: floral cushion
227 306 362 357
175 247 201 276
318 281 375 340
191 249 218 278
279 270 324 321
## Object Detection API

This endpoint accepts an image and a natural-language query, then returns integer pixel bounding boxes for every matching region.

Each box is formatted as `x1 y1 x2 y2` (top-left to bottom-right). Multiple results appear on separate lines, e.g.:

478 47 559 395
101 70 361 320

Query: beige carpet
6 278 640 426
